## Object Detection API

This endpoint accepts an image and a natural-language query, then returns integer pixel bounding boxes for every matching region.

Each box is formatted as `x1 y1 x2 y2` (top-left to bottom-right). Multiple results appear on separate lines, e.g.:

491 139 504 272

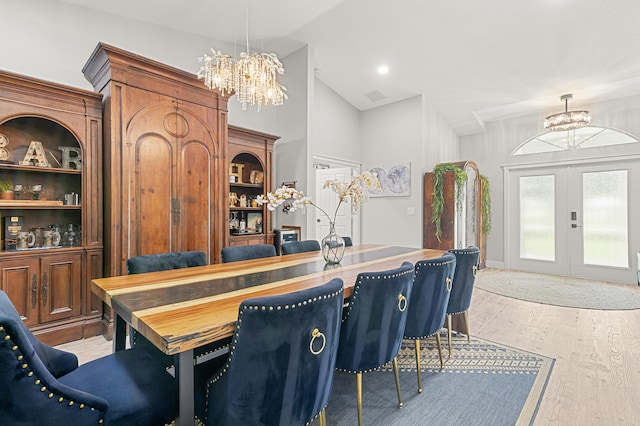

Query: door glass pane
582 170 628 267
520 175 555 261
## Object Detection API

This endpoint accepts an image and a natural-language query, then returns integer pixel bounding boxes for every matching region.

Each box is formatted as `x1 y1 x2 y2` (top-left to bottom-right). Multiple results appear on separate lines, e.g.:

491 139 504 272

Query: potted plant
0 180 14 200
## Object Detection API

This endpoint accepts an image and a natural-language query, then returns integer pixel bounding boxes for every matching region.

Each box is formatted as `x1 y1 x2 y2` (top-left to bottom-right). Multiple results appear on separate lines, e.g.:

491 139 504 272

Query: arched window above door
512 126 638 155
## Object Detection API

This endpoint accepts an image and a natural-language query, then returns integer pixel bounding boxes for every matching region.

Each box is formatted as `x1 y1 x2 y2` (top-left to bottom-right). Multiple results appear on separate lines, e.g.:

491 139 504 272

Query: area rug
475 269 640 310
316 336 554 426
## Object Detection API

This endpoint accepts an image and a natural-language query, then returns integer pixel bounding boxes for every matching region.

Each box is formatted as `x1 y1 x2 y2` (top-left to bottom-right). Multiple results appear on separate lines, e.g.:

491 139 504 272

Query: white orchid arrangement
256 171 381 224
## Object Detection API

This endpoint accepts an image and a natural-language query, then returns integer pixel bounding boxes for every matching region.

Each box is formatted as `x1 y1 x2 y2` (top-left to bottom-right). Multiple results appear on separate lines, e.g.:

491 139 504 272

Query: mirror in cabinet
0 117 83 252
229 153 265 236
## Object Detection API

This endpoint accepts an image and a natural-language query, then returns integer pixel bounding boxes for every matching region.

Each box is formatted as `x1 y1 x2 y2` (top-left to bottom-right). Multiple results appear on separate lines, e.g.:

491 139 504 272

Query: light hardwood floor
56 274 640 425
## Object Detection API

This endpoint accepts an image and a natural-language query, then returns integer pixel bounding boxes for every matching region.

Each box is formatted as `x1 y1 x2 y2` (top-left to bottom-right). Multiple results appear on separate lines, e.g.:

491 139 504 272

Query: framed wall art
367 162 411 197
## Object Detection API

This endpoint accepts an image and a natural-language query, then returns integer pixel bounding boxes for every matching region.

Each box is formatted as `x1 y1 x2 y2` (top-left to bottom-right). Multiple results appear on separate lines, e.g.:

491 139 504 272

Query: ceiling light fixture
544 94 591 132
377 65 389 75
197 1 287 111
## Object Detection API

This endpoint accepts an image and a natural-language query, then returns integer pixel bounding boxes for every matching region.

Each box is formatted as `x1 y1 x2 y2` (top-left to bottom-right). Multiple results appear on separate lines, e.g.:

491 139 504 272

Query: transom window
512 126 638 155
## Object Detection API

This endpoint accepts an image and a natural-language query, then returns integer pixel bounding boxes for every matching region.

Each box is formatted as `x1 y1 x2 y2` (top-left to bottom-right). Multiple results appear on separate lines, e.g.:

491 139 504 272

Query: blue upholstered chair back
127 250 207 274
0 290 177 425
404 252 456 339
342 236 353 247
335 262 414 372
127 251 208 364
198 278 344 426
221 244 277 263
281 239 321 255
446 246 480 315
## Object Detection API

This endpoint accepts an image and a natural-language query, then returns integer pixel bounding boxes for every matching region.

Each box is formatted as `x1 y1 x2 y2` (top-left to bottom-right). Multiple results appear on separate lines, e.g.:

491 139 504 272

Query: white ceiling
60 0 640 135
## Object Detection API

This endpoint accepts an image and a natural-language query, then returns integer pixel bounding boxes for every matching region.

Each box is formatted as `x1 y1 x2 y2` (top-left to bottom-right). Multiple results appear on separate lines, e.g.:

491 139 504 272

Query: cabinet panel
40 253 82 323
180 141 213 253
132 132 174 255
0 258 39 326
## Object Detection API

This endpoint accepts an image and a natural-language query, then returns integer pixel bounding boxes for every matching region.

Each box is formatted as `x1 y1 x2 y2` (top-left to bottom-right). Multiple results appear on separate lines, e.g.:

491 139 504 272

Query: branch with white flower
256 171 381 224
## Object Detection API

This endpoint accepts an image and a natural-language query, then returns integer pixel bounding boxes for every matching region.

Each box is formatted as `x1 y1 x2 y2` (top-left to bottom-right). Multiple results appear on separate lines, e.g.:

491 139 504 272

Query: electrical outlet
407 207 415 215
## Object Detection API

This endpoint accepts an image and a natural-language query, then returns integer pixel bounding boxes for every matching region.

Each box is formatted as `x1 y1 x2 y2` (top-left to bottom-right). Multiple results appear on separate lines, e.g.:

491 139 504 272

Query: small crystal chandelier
544 94 591 132
197 2 287 111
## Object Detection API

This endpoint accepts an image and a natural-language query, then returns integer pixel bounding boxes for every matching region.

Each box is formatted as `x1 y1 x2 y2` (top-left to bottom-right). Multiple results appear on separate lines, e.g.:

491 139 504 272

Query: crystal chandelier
197 2 287 111
544 94 591 132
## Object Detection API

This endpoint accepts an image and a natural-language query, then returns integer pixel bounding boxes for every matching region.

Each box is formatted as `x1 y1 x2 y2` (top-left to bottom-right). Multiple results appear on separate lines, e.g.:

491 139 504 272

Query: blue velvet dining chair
342 236 353 247
193 278 344 426
403 252 456 392
280 239 321 255
127 251 209 367
0 290 177 426
126 250 207 274
446 246 480 357
335 262 414 426
221 244 277 263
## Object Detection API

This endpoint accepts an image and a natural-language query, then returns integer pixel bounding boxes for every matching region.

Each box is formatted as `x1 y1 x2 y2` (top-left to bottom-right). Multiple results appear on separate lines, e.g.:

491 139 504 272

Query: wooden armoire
83 43 228 278
423 160 487 268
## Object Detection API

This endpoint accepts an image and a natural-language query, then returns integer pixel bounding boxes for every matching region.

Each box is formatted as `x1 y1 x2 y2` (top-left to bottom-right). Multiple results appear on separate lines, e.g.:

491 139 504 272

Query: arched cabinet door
126 103 219 260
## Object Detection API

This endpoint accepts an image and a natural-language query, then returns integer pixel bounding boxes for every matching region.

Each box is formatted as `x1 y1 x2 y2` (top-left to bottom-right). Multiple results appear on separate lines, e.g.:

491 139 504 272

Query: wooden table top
91 244 446 355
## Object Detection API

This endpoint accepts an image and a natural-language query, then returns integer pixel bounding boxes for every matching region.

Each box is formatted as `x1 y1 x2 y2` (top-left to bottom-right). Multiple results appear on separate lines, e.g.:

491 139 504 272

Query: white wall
360 96 423 247
312 79 361 163
272 46 314 236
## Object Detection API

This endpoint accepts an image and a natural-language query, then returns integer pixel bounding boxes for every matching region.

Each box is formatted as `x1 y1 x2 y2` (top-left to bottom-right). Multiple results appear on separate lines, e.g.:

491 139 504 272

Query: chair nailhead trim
343 268 414 322
203 286 344 422
0 323 106 419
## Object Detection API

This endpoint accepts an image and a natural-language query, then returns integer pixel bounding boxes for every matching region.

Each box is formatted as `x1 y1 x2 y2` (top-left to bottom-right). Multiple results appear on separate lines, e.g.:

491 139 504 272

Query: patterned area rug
317 335 554 426
475 269 640 310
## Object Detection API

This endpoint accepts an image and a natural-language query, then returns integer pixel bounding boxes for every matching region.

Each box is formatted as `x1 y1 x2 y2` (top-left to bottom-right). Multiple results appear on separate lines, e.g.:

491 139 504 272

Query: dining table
91 244 446 426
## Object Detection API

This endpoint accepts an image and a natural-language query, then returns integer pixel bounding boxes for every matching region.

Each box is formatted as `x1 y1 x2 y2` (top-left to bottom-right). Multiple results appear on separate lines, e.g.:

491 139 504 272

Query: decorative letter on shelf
59 146 82 170
20 141 51 167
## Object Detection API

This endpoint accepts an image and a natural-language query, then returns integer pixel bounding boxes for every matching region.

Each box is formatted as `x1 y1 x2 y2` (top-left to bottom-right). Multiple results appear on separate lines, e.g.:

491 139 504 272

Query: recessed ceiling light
377 65 389 75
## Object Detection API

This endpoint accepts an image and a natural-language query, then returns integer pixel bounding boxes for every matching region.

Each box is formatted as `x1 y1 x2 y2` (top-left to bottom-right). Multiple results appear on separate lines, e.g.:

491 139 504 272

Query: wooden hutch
227 125 278 247
0 70 103 345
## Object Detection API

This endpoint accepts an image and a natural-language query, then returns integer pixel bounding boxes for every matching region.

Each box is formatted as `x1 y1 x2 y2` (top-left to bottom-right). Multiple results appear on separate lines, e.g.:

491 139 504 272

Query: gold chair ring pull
446 277 452 292
472 264 478 277
309 328 326 355
397 294 407 312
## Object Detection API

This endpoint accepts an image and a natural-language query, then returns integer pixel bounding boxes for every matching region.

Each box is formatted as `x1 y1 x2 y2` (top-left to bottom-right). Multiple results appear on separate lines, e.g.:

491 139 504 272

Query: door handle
571 224 582 228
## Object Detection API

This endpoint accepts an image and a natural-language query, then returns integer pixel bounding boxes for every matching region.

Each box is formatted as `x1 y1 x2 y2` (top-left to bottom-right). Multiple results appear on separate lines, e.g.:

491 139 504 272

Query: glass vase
321 222 345 265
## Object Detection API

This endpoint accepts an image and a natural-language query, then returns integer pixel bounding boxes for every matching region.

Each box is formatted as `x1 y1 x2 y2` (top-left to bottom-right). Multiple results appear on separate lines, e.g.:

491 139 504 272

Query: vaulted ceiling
60 0 640 135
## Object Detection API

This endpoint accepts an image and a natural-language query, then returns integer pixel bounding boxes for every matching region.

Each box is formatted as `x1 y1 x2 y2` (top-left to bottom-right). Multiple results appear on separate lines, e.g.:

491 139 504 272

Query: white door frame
312 155 361 243
504 154 640 284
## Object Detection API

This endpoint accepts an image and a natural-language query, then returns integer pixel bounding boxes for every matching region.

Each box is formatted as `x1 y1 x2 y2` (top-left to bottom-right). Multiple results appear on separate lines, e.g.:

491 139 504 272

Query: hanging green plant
480 174 492 236
431 163 467 241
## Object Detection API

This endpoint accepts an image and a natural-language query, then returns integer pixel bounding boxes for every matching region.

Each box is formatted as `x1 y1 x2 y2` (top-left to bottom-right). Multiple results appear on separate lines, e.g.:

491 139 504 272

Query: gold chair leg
319 408 326 426
392 357 403 408
356 372 363 426
435 332 444 369
414 339 422 393
447 314 453 358
463 310 470 343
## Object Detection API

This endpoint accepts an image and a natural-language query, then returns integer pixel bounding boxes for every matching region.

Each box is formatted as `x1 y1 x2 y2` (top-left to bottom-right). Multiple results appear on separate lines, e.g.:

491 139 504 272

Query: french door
507 159 638 284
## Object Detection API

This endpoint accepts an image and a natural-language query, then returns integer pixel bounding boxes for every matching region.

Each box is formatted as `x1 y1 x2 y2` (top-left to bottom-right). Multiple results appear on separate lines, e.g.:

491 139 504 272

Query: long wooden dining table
91 244 446 426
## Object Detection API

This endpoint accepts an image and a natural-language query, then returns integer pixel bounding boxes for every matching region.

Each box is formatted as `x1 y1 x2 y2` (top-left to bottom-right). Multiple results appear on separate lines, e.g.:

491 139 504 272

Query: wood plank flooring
56 272 640 425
